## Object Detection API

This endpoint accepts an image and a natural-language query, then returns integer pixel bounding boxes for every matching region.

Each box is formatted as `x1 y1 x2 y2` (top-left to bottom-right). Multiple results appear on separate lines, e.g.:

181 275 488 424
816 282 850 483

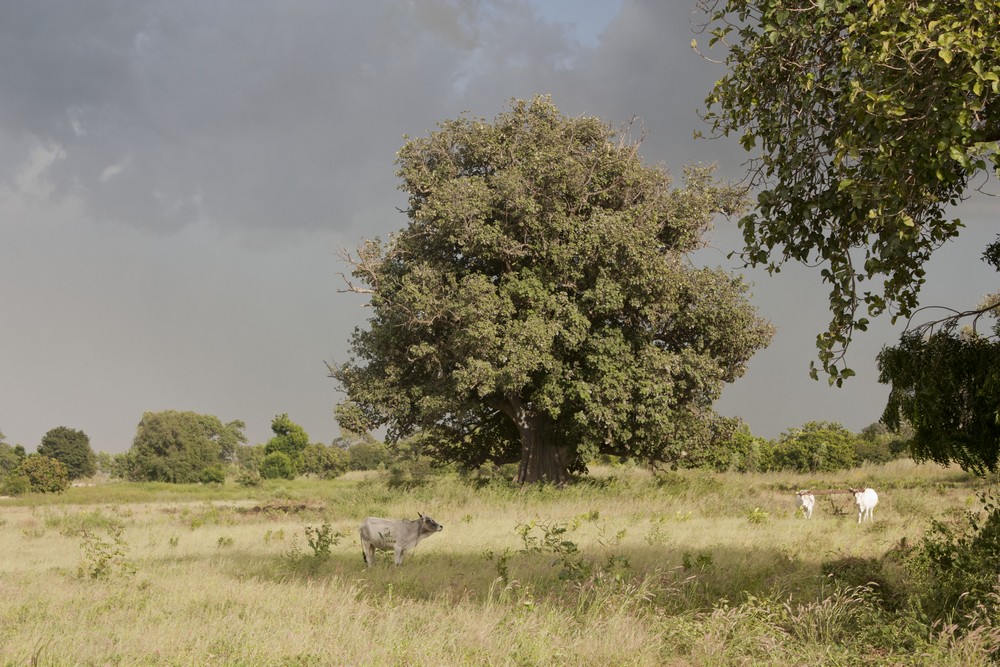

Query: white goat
850 487 878 523
795 490 816 519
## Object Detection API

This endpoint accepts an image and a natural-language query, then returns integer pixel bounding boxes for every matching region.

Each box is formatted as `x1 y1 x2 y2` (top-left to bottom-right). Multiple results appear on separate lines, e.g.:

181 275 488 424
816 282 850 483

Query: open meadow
1 461 998 666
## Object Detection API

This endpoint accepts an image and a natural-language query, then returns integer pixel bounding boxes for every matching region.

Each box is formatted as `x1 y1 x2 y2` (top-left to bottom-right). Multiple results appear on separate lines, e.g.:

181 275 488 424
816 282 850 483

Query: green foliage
77 512 135 579
199 466 226 485
127 411 246 483
263 414 309 476
303 522 343 561
701 0 1000 381
301 443 349 479
15 455 70 493
880 330 1000 473
0 473 31 496
770 421 857 473
235 443 265 473
347 440 390 471
745 507 769 524
909 490 1000 625
260 451 295 480
38 426 96 480
334 96 773 484
0 442 24 476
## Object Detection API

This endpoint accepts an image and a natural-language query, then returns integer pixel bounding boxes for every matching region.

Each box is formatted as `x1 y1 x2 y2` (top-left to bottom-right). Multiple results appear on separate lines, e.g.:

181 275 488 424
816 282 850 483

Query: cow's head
418 512 444 533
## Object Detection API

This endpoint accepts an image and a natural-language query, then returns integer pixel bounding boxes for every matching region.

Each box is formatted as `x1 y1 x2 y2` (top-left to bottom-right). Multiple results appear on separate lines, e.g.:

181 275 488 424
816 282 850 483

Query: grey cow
359 513 444 567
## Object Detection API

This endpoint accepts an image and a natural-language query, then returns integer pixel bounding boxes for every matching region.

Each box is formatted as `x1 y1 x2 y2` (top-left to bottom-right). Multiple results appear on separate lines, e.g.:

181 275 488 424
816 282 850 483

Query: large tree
698 0 1000 384
38 426 96 480
126 410 246 483
332 97 773 484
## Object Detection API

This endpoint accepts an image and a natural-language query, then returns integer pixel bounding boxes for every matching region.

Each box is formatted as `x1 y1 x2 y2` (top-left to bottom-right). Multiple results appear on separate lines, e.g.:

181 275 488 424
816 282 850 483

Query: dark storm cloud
0 1 578 234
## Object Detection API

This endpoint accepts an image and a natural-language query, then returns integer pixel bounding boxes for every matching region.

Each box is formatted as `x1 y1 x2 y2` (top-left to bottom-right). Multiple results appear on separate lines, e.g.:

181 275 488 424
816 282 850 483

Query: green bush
260 451 295 480
199 466 226 484
770 421 857 472
348 441 390 471
909 493 1000 625
17 455 70 493
0 473 31 496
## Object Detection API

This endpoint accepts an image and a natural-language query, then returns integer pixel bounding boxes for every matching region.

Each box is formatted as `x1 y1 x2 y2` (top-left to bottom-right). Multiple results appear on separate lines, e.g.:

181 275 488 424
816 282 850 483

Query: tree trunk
514 413 571 485
487 395 570 485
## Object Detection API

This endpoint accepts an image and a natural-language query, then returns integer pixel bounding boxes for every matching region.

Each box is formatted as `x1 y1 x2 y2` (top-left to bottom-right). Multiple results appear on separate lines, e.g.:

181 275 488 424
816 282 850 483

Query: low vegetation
1 460 998 665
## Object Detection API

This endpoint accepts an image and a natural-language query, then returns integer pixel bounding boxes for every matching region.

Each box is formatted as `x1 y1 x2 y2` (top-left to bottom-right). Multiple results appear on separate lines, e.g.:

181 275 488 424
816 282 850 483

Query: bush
771 421 857 472
909 493 1000 625
16 455 70 493
199 466 226 484
0 473 31 496
348 441 390 471
260 451 295 480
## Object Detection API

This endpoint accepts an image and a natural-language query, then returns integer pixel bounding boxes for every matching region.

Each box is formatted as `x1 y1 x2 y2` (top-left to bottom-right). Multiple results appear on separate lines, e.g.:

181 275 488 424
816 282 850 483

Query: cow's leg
363 543 375 567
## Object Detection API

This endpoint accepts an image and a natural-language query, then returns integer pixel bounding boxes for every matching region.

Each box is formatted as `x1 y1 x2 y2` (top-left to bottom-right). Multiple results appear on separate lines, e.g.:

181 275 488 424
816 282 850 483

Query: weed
746 507 770 524
304 521 343 561
217 536 234 548
77 516 135 579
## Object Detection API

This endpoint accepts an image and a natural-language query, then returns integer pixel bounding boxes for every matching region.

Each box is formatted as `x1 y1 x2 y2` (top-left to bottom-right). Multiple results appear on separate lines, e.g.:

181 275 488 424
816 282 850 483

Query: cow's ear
419 512 425 519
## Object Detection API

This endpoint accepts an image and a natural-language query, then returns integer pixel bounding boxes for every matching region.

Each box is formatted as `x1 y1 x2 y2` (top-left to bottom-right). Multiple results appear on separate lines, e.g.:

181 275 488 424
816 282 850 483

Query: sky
0 1 996 454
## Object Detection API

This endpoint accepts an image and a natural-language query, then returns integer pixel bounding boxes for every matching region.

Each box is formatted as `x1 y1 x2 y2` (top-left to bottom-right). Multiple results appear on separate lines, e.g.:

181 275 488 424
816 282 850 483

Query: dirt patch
236 500 326 516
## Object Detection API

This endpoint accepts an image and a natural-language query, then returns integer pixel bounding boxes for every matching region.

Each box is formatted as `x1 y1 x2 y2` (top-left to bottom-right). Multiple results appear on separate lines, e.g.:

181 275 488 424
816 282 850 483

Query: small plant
746 507 770 524
304 521 342 561
645 517 669 546
683 551 714 571
484 547 514 585
217 536 234 548
78 517 135 579
168 536 179 547
264 529 285 543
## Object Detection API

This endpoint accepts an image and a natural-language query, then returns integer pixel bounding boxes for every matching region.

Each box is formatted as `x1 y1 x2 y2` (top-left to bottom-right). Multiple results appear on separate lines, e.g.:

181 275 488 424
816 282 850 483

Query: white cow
795 490 816 519
850 487 879 523
360 513 444 567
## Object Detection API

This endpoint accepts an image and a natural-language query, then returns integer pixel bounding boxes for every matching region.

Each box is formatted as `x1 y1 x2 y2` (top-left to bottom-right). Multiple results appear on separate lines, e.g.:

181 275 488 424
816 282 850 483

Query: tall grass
0 461 996 665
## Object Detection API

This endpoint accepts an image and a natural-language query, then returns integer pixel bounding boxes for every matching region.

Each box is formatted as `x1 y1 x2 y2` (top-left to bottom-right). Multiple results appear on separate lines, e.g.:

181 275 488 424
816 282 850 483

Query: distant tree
16 455 70 493
705 422 772 473
263 414 309 476
259 451 295 480
347 440 391 471
0 443 21 476
127 410 246 483
333 96 773 484
856 420 912 465
235 443 265 473
38 426 96 480
301 443 350 479
771 421 858 473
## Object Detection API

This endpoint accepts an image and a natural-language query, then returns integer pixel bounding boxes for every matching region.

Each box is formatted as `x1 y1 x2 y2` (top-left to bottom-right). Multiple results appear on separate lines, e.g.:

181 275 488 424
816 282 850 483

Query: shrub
909 492 1000 625
771 421 857 472
199 466 226 484
348 441 391 471
260 451 295 480
0 473 31 496
17 455 70 493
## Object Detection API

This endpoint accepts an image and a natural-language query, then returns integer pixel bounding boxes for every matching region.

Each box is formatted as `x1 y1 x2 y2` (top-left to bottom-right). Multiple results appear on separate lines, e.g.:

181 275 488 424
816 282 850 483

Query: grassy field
1 461 997 666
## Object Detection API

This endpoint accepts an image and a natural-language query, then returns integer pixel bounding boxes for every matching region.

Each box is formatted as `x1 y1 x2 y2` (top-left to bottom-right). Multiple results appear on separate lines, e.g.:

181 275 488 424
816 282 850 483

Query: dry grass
0 461 993 666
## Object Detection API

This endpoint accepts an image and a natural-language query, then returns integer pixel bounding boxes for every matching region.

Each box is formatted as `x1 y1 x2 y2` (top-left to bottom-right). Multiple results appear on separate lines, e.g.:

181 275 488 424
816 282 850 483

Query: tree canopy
333 96 773 484
263 413 310 476
125 411 246 483
698 0 1000 383
38 426 96 480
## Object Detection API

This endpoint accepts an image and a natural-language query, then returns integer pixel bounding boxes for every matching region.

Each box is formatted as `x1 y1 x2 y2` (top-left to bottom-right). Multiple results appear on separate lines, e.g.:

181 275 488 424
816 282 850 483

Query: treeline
1 413 912 496
695 420 913 474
